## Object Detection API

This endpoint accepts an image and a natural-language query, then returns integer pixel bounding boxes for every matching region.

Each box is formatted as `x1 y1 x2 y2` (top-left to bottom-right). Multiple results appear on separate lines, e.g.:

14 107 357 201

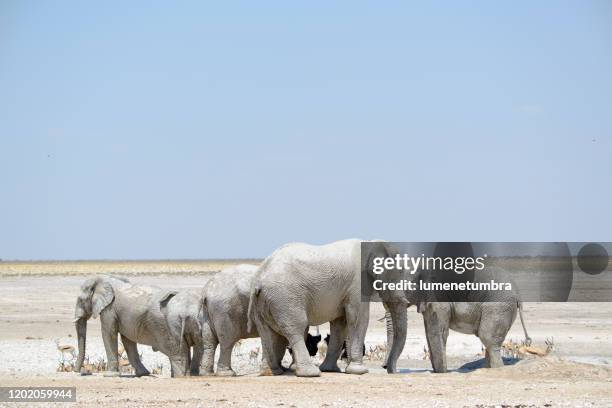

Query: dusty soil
0 262 611 407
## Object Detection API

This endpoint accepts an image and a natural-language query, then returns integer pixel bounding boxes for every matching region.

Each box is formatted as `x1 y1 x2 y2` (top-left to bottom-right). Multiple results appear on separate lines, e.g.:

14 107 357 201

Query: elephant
383 301 530 373
200 264 322 376
200 264 260 376
74 275 204 377
161 289 206 375
366 242 532 374
247 239 372 377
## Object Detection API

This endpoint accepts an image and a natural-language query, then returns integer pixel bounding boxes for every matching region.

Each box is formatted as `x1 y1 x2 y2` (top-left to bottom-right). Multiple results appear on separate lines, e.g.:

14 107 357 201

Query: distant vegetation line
0 259 264 278
0 258 264 263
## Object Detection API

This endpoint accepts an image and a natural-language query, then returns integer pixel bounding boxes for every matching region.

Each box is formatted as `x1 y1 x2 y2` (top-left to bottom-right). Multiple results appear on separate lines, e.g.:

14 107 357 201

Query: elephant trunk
385 302 407 374
383 309 393 368
75 317 87 372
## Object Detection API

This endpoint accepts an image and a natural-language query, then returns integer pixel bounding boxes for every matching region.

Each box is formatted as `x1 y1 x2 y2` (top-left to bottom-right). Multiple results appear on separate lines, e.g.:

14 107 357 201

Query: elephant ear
360 242 385 301
159 291 178 314
91 280 115 319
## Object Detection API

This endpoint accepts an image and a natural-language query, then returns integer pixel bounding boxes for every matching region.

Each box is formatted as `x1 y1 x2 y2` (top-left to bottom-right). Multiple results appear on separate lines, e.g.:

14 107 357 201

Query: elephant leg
100 314 120 377
200 322 217 375
169 357 183 378
480 333 505 369
120 335 150 377
259 343 274 374
190 345 203 376
169 353 191 377
216 342 236 377
289 328 309 371
319 317 346 372
183 345 192 376
479 306 511 369
289 349 297 371
423 304 450 373
168 340 191 378
484 344 503 368
258 321 288 376
275 314 319 377
344 301 369 375
284 333 320 377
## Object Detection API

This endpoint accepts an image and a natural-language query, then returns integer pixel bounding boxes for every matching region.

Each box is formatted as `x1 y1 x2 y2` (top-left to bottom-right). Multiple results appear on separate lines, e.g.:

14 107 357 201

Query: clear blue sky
1 1 610 259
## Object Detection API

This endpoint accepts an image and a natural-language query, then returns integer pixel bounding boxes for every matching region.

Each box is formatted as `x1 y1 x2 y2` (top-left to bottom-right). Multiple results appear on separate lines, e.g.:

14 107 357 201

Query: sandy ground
0 262 611 407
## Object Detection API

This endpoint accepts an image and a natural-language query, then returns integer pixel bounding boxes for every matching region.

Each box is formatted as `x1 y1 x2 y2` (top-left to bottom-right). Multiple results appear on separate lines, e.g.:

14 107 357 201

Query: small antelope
249 347 260 365
234 339 245 356
422 345 430 361
54 339 76 360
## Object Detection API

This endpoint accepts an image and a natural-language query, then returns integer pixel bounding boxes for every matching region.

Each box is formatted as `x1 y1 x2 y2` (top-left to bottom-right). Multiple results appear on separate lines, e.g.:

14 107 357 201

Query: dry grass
0 259 262 277
364 343 387 361
57 343 164 375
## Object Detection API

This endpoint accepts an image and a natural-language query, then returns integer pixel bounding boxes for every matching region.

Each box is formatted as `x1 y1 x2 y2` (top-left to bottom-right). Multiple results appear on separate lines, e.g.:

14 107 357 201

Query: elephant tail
180 317 187 345
197 293 207 333
518 301 531 346
247 284 261 333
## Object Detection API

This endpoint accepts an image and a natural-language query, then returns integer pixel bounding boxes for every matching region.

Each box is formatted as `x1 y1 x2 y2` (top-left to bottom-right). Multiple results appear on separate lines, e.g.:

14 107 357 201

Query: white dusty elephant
200 264 322 376
74 275 204 377
382 300 530 373
367 242 532 373
247 239 372 377
200 264 260 376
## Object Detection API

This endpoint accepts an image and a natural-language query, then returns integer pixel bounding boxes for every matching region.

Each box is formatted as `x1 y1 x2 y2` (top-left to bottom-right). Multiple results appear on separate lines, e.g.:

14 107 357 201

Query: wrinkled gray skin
200 264 260 376
371 243 531 374
200 264 317 376
381 306 393 369
162 289 206 375
74 275 204 377
384 301 529 373
248 239 371 377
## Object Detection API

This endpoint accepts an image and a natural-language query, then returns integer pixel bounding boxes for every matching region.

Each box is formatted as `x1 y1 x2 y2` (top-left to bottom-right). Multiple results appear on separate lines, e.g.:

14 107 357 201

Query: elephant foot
488 360 504 369
319 362 341 373
216 368 236 377
103 371 121 377
295 364 321 377
288 362 296 372
135 369 150 377
345 362 368 375
79 367 92 376
259 366 284 376
171 372 188 378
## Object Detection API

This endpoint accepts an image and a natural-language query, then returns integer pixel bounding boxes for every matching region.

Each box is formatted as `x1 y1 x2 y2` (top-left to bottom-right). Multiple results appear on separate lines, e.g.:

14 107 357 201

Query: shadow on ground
388 357 521 374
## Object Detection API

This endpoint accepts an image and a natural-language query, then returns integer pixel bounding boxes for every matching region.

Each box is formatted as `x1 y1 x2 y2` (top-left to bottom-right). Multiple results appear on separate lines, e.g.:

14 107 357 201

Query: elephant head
74 275 127 372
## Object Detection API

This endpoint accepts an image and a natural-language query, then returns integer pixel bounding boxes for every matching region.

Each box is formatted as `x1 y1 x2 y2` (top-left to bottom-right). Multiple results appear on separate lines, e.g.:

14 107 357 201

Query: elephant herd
74 239 530 378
